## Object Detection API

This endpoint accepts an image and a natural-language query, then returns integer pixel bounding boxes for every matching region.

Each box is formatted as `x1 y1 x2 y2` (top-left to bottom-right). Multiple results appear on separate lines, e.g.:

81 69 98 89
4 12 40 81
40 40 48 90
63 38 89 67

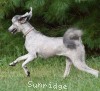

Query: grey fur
8 7 99 78
63 28 82 49
12 15 20 22
63 39 76 49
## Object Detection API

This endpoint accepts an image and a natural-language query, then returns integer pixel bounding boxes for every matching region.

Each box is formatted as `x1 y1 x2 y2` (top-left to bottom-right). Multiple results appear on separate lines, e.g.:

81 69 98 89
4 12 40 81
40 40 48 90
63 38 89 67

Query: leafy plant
0 0 100 52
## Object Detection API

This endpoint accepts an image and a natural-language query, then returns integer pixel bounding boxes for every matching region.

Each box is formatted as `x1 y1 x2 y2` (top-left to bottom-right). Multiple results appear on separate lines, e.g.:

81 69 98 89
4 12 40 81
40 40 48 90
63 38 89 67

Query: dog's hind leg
63 58 72 78
22 53 37 77
71 59 99 77
9 54 29 66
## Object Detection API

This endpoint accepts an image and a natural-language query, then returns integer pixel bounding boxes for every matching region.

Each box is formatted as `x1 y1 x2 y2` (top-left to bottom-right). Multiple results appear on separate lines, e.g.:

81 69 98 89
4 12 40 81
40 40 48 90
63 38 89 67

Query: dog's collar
23 27 34 37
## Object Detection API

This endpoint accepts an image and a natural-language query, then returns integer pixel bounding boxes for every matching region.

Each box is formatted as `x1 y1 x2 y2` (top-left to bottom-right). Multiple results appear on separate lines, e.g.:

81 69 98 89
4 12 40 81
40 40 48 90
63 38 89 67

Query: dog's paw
27 71 30 77
94 70 99 78
9 62 16 66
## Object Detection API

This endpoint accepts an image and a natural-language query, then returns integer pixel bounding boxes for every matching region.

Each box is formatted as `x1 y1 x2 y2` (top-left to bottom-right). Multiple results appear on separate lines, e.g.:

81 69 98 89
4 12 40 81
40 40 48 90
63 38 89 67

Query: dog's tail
63 28 83 49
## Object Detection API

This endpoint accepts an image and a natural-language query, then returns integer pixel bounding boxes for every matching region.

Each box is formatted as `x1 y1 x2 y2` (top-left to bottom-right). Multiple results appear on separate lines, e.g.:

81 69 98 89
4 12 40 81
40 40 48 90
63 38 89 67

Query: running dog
8 7 99 77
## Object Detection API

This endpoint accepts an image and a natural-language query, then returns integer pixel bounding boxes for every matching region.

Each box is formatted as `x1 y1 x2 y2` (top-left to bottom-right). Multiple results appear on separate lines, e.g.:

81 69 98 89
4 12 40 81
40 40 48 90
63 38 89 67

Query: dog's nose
8 28 10 32
8 28 11 32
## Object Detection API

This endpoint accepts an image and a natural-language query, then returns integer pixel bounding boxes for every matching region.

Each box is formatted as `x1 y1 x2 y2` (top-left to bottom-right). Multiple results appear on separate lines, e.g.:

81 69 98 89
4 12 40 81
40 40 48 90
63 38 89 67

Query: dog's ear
18 7 32 23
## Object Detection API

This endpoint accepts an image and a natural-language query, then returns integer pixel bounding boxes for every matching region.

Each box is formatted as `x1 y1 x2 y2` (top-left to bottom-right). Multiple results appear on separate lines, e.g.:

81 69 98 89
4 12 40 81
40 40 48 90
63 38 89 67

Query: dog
8 7 99 78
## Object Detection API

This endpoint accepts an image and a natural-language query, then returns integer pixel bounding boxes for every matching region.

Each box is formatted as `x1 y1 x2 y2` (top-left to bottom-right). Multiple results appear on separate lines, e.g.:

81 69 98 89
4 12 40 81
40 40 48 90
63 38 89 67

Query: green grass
0 25 100 91
0 56 100 91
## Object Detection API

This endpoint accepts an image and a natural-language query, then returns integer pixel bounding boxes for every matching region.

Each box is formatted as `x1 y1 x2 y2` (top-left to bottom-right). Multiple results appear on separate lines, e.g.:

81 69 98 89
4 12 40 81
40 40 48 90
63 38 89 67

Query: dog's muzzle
9 28 17 34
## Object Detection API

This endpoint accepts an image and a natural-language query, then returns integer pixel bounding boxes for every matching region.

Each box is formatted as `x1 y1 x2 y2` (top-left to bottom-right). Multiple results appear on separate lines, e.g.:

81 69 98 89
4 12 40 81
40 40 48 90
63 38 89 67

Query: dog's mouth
11 28 17 34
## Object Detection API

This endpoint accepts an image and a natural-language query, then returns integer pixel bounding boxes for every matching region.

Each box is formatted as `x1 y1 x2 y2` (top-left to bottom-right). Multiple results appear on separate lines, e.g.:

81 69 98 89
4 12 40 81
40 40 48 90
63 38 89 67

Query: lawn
0 56 100 91
0 1 100 90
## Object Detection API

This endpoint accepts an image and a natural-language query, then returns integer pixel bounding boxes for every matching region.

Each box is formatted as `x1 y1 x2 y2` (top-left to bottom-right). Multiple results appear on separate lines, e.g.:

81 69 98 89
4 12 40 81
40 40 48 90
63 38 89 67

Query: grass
0 25 100 91
0 56 100 91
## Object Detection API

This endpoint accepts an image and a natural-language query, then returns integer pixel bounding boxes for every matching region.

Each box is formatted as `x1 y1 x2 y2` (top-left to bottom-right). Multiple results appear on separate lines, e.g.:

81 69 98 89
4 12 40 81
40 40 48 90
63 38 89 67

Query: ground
0 56 100 91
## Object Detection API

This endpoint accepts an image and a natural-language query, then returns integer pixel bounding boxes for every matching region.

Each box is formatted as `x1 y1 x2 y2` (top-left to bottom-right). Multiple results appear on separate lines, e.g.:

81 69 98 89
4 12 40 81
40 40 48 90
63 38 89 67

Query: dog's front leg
9 54 29 66
22 53 37 77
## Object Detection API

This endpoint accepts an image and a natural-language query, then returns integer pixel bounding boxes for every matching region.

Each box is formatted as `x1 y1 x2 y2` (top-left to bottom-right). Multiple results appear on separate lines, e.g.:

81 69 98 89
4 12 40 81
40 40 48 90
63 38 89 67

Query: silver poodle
8 7 99 78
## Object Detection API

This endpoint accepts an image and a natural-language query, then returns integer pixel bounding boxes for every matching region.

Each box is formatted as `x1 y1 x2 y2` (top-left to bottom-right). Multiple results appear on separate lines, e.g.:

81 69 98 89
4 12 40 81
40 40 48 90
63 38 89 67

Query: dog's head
8 7 32 34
